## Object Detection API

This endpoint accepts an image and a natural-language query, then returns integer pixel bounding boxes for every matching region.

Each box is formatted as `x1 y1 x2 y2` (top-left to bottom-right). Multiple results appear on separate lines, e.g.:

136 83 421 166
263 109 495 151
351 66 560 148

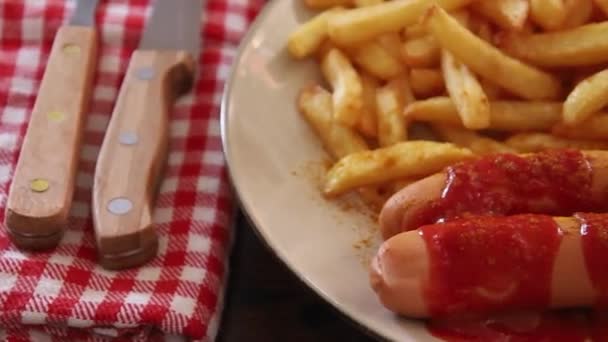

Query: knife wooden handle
6 26 97 250
93 50 194 270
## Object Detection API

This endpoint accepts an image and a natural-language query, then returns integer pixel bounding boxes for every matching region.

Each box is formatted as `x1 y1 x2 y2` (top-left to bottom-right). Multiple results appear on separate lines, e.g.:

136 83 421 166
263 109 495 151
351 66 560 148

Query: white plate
221 1 438 341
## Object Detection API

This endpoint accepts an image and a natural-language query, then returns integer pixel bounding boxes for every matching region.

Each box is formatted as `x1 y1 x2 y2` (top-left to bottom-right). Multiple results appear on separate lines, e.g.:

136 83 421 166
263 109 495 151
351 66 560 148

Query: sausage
370 213 607 319
379 149 608 240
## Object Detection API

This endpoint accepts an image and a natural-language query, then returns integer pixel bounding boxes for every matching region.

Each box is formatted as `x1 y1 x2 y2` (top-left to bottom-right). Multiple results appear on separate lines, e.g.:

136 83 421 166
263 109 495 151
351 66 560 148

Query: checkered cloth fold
0 0 263 340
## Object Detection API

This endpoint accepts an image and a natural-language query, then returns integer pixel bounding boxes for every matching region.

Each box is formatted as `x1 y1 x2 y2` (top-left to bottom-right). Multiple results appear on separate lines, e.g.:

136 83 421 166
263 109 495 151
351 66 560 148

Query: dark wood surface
216 213 378 342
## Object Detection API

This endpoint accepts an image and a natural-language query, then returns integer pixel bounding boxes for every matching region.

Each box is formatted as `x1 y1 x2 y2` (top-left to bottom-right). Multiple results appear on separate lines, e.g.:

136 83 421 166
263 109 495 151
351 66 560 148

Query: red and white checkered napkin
0 0 264 340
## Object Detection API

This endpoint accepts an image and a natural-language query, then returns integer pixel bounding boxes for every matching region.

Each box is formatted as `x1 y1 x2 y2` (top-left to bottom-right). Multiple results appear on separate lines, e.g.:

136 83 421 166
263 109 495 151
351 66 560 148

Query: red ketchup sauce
577 212 608 306
407 149 596 231
419 214 562 317
422 213 608 341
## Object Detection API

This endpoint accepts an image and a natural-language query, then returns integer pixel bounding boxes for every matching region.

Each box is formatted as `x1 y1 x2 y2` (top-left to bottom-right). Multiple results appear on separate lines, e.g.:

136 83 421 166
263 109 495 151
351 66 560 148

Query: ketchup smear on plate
419 213 608 341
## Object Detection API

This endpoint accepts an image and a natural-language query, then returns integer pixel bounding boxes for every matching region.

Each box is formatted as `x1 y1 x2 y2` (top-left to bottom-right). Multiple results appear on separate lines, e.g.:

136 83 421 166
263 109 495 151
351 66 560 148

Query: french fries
401 35 441 68
376 77 413 146
409 68 445 98
552 114 608 141
403 23 427 40
563 69 608 126
529 0 566 31
473 0 529 31
404 97 562 132
505 133 608 153
424 5 562 100
377 33 403 62
441 50 490 129
357 73 380 138
321 48 363 126
432 124 515 155
288 8 343 58
348 40 405 80
289 0 608 213
353 0 384 6
323 141 474 196
327 0 473 46
499 22 608 67
562 0 594 29
298 85 369 159
304 0 351 10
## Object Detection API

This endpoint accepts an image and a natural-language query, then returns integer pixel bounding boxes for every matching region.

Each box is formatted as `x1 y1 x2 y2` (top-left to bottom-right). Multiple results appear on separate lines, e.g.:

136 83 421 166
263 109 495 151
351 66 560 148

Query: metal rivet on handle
30 179 50 193
62 43 80 56
47 111 65 122
136 67 155 80
107 197 133 215
119 132 138 146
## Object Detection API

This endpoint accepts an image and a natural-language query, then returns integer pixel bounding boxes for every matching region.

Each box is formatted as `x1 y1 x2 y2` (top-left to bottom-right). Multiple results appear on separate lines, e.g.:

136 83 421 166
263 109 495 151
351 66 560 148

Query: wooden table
216 213 378 341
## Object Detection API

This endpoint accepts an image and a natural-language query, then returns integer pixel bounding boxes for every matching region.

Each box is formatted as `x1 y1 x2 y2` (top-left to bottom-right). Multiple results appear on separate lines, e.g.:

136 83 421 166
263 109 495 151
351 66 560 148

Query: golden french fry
425 5 562 100
499 22 608 67
432 124 515 155
409 68 445 98
357 73 380 138
529 0 566 31
595 0 608 16
562 0 593 29
323 141 474 196
298 85 369 159
404 97 562 131
441 49 490 129
304 0 352 10
505 133 608 153
321 48 364 126
403 23 427 40
288 8 344 59
327 0 473 46
563 69 608 126
450 9 471 27
552 114 608 141
473 0 529 31
377 33 403 62
354 0 384 6
348 40 405 80
401 35 441 68
376 77 414 146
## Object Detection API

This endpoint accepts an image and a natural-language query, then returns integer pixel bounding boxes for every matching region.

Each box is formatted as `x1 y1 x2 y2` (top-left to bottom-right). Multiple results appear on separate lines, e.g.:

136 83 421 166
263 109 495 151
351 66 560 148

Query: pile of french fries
288 0 608 210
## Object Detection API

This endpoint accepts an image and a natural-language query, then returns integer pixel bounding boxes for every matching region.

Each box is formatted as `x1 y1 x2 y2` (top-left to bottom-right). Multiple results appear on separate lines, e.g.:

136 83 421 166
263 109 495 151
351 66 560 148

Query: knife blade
93 0 200 269
5 0 99 250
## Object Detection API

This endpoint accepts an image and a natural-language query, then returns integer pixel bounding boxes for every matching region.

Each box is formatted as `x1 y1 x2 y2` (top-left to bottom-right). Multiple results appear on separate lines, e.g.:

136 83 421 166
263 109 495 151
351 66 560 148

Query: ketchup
427 310 589 342
421 212 608 341
577 212 608 306
409 149 595 230
420 214 562 317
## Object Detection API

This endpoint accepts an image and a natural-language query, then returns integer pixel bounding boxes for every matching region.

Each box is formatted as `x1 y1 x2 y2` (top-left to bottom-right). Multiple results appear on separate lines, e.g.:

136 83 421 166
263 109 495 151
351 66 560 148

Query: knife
92 0 200 270
5 0 99 250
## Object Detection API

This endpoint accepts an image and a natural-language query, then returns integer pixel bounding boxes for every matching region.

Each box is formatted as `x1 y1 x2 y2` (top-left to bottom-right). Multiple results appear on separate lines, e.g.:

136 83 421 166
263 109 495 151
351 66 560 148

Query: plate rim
219 2 392 340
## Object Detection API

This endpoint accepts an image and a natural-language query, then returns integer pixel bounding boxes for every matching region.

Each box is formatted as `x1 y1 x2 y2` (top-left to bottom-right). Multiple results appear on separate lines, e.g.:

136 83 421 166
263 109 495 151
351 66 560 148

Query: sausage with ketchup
379 149 608 240
370 213 608 318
